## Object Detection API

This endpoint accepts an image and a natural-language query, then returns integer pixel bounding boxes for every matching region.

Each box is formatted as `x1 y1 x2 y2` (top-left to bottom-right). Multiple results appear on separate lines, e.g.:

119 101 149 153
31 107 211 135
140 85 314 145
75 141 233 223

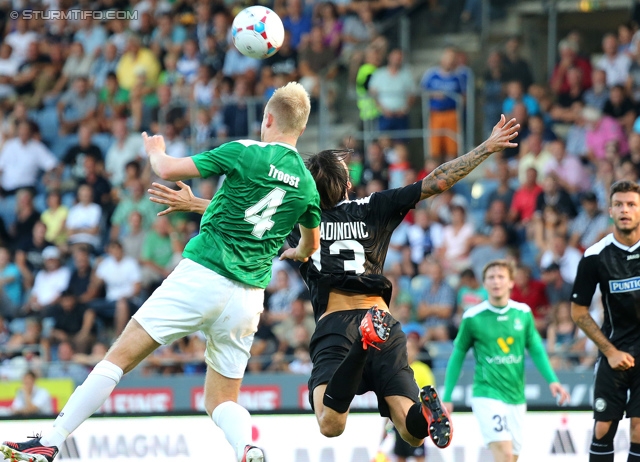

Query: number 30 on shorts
244 187 286 237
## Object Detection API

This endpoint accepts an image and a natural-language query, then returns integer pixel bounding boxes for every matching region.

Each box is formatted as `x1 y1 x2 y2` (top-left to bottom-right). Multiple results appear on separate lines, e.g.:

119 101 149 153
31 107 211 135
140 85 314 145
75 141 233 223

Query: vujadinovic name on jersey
609 276 640 293
320 221 369 241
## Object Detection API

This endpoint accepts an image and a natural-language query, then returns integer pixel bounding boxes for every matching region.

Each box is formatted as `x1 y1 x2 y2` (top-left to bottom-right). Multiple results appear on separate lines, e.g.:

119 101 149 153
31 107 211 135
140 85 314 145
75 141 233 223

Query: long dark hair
305 149 350 210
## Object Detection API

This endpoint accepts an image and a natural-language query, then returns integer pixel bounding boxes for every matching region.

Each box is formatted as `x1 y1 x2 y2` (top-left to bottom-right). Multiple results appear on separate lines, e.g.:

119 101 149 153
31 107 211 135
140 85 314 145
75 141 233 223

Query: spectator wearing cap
11 370 53 416
22 246 71 317
540 263 573 307
597 33 631 87
569 192 611 251
550 38 592 95
116 34 160 91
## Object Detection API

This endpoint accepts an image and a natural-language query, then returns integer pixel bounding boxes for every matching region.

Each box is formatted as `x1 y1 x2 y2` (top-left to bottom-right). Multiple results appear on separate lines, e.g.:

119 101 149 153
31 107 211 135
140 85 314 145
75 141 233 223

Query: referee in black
571 180 640 462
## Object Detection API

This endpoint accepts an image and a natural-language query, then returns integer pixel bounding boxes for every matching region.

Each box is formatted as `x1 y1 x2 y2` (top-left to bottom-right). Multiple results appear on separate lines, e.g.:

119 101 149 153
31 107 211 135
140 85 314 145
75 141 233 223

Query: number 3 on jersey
311 239 365 274
244 187 286 238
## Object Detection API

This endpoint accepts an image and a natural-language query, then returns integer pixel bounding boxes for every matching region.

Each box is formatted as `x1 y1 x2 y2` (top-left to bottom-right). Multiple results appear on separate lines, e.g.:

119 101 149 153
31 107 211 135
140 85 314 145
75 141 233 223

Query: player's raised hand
607 349 635 371
142 131 166 155
149 181 195 216
549 382 570 406
484 114 519 153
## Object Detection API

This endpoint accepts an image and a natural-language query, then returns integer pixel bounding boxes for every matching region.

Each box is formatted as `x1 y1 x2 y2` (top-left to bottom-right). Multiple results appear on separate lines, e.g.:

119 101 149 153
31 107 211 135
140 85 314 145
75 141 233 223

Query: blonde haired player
1 82 321 462
443 260 570 462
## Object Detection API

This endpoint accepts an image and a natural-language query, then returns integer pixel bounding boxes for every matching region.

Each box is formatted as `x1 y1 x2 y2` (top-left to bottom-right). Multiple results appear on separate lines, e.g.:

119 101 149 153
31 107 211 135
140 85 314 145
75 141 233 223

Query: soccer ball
232 6 285 60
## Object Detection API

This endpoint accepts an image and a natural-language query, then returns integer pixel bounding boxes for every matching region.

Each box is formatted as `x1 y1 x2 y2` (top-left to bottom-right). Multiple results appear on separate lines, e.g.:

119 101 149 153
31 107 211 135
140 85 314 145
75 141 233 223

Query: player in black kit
148 115 519 450
571 180 640 462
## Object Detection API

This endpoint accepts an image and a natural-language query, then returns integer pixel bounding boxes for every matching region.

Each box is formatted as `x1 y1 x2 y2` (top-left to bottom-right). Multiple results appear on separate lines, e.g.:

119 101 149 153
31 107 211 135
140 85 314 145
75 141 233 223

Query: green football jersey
452 299 558 404
183 140 321 289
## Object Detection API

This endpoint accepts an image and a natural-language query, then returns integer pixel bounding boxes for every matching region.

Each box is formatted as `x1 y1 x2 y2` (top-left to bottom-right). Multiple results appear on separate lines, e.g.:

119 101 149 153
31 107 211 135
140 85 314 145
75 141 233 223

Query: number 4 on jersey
244 187 286 238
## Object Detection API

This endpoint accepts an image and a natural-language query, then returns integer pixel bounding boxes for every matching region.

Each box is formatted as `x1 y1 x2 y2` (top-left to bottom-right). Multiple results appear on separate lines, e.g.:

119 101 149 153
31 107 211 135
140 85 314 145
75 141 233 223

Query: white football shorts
471 397 526 455
133 258 264 379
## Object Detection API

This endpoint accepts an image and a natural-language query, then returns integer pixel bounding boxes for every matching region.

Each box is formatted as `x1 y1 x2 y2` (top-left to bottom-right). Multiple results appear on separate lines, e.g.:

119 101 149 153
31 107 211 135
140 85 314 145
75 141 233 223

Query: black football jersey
287 182 422 321
572 233 640 355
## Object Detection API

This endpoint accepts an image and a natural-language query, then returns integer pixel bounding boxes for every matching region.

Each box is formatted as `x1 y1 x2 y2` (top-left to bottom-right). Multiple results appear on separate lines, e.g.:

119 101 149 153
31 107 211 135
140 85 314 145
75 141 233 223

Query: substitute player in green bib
443 260 569 462
0 82 320 462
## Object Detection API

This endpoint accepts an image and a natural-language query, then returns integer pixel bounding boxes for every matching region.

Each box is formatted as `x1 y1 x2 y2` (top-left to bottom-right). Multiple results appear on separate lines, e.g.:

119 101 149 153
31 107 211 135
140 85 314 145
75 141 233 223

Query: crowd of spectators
0 0 414 392
2 0 639 394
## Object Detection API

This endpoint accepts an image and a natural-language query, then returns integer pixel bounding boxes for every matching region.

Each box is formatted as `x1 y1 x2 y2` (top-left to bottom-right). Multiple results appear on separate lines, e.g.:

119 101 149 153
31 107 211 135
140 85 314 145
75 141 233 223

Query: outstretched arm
143 132 200 181
420 115 519 201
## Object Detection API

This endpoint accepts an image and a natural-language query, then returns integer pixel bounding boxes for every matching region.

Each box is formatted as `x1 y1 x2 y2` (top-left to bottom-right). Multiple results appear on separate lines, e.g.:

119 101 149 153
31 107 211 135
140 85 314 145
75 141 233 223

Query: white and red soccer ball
232 6 285 60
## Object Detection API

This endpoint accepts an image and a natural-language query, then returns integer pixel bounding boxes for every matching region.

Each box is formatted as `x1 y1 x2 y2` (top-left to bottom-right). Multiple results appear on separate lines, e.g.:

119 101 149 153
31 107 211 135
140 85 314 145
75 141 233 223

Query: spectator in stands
340 2 379 83
546 302 578 370
15 221 51 290
5 18 38 66
603 84 636 134
0 43 18 101
264 31 299 80
22 246 71 317
539 232 582 284
541 263 573 307
116 34 160 92
65 185 102 249
221 45 261 80
437 204 474 274
356 44 383 125
0 246 22 319
517 133 553 184
282 0 313 50
267 269 302 323
314 2 343 53
11 189 42 250
405 208 440 266
501 36 533 91
74 17 107 57
416 259 455 341
57 76 98 135
140 216 181 289
532 204 569 256
550 68 587 123
584 105 629 161
60 42 94 89
421 47 464 161
11 371 53 416
62 124 103 185
150 12 187 57
360 140 389 191
487 161 515 209
535 173 578 219
475 199 518 246
509 167 542 225
298 26 339 111
550 38 592 96
192 64 215 107
569 192 611 251
482 50 505 138
105 119 143 189
176 38 200 84
97 72 129 132
84 240 143 336
89 43 119 91
503 80 539 117
0 120 57 196
13 42 48 99
597 32 631 87
544 140 589 195
626 48 640 103
46 340 88 383
40 191 68 247
511 264 549 334
219 78 261 139
369 48 417 137
272 298 315 354
583 68 609 111
565 101 589 157
110 180 159 238
469 225 509 280
121 211 146 260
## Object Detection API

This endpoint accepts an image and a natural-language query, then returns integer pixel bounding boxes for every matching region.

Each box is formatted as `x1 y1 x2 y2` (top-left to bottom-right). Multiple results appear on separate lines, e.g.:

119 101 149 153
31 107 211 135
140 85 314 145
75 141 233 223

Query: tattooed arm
571 303 635 371
420 114 519 201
